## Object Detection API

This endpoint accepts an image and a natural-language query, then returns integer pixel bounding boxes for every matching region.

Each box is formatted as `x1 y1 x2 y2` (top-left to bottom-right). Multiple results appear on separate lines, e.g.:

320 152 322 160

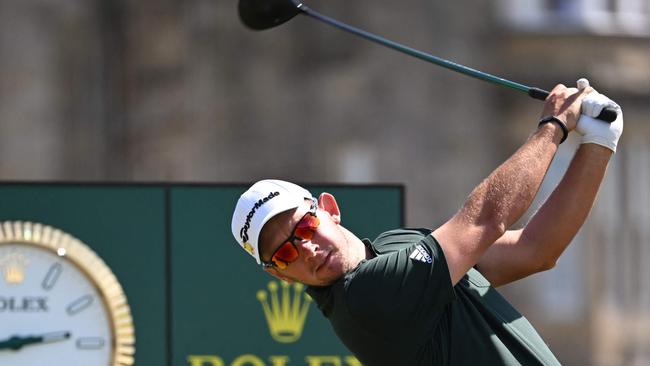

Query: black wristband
538 116 569 144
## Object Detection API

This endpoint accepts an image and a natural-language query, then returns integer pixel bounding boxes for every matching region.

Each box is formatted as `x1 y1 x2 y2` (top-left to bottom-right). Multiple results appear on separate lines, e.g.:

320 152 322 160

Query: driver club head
238 0 302 30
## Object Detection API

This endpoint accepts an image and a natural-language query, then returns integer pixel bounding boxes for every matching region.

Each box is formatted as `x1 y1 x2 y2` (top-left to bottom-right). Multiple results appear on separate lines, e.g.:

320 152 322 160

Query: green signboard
0 184 403 366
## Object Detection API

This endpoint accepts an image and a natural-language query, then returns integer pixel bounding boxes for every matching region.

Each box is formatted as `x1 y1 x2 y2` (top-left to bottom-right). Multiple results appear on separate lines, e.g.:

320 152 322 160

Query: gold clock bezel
0 221 135 366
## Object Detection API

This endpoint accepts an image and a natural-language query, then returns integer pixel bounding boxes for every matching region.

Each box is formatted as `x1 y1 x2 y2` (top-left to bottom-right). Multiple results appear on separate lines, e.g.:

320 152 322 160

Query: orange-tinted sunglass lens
271 241 299 269
294 215 320 240
269 212 320 269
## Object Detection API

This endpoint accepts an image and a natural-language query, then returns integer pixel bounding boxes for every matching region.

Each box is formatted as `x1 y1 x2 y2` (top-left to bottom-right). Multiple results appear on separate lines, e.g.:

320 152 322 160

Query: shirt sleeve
344 232 455 343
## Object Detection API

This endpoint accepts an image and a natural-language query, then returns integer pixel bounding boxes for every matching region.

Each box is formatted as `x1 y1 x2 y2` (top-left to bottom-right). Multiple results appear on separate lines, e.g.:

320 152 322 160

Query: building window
496 0 650 35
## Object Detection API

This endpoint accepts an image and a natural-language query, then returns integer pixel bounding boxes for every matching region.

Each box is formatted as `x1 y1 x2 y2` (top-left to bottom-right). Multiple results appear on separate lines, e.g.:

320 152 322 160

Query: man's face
259 196 353 286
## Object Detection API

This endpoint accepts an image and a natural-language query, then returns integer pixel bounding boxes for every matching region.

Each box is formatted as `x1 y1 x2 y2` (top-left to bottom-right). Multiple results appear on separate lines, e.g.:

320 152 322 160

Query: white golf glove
576 80 623 153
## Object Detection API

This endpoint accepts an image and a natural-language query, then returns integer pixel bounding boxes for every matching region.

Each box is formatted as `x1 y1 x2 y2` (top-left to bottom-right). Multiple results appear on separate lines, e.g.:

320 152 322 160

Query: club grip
528 87 617 123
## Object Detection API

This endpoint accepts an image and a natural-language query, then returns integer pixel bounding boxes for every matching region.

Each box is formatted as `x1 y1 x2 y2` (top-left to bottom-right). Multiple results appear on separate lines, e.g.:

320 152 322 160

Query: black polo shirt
307 228 560 366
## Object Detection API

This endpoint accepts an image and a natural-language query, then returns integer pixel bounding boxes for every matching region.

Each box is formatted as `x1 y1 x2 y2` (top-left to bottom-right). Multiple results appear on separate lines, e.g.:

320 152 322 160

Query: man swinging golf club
231 80 623 365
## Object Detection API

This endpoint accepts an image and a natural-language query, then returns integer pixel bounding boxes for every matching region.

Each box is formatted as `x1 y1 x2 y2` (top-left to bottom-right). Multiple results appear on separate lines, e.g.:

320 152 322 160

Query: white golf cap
231 179 313 264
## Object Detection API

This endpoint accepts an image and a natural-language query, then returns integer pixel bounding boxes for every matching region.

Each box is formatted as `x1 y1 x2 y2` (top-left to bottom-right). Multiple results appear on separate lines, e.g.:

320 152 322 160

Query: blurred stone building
0 0 648 364
495 1 650 365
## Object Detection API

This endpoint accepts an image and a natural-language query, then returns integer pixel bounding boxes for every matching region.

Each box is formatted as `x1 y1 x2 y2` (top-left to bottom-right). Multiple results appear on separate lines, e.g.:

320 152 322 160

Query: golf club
238 0 617 123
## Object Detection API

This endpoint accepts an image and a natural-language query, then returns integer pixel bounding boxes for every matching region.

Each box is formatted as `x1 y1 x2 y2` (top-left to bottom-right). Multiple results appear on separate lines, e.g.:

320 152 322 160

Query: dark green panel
171 185 403 366
0 183 403 366
0 185 167 366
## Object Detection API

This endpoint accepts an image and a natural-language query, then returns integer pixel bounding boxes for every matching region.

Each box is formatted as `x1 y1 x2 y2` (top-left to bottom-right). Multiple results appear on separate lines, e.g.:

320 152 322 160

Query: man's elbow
518 231 560 273
538 258 557 272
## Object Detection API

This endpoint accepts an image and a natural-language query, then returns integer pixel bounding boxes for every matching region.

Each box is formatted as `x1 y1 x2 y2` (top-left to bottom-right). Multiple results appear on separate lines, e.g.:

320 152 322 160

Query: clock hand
0 331 71 351
40 331 72 344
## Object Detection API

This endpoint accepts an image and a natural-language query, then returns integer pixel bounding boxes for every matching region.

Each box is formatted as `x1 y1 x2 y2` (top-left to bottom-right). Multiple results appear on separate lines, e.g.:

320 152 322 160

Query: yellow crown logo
0 252 28 284
257 281 312 343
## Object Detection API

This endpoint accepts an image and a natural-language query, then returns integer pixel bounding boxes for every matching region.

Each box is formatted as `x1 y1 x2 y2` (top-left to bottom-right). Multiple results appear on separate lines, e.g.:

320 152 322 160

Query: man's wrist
577 141 614 156
538 116 569 144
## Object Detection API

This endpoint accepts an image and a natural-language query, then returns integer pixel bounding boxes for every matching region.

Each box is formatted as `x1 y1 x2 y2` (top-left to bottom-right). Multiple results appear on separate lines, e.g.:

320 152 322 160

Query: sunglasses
262 198 320 269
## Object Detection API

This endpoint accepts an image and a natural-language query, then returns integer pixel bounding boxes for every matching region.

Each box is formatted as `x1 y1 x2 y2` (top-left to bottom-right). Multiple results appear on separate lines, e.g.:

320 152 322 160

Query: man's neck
339 226 371 271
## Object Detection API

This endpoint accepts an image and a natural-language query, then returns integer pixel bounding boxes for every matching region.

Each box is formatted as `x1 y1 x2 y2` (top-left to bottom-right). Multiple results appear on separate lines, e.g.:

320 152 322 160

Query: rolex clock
0 221 135 365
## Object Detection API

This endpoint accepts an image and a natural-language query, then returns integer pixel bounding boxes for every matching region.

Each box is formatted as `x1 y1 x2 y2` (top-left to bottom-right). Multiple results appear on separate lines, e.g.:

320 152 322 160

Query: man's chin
306 272 341 287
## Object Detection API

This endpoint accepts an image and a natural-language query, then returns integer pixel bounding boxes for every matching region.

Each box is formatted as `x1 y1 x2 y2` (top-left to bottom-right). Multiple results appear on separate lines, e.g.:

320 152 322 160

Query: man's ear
318 192 341 224
264 267 294 284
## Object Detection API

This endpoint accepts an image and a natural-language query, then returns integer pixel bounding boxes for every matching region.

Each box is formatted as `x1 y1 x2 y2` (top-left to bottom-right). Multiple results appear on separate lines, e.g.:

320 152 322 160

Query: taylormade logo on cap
239 191 280 243
231 180 313 264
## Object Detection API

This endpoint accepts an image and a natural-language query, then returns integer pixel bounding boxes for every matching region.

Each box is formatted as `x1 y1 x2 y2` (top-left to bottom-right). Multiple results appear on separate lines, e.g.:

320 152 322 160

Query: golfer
231 80 623 365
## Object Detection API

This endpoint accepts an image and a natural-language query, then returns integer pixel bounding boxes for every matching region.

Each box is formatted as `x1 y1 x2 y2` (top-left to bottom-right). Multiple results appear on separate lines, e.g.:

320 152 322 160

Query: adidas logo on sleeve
409 244 432 264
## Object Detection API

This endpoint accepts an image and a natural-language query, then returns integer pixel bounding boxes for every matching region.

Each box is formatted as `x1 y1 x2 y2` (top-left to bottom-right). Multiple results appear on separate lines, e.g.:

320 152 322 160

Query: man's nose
296 240 319 259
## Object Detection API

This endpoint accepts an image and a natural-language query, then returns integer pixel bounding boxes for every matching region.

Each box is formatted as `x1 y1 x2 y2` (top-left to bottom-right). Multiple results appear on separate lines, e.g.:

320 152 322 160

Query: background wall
0 0 649 364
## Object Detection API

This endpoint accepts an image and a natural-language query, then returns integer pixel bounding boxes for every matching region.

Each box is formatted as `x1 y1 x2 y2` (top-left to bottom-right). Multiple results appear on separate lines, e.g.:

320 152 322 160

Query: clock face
0 222 134 366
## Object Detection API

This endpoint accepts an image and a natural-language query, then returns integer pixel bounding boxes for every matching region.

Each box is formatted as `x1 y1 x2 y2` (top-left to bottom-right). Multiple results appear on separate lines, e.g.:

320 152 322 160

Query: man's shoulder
371 228 433 254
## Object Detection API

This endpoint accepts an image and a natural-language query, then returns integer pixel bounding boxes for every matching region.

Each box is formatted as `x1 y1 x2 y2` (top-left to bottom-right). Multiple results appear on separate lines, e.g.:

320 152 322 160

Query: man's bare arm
433 124 561 285
433 84 589 285
476 144 612 287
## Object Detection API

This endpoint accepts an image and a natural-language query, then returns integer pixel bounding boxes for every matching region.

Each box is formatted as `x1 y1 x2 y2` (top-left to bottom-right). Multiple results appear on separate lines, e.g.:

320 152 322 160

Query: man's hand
576 89 624 152
540 84 592 131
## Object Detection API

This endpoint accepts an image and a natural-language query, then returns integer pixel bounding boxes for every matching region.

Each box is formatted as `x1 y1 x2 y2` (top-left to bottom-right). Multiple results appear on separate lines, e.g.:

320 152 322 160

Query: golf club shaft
296 3 617 123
